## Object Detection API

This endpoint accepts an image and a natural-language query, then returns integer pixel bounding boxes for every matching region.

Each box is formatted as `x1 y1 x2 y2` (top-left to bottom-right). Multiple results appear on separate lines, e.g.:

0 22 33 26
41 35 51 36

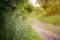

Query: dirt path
30 19 60 40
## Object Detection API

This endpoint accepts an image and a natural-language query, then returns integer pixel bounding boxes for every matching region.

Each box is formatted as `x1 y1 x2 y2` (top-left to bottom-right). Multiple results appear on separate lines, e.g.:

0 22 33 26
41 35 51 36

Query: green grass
38 14 60 26
29 6 60 26
28 28 42 40
1 14 42 40
13 20 42 40
14 25 42 40
12 19 42 40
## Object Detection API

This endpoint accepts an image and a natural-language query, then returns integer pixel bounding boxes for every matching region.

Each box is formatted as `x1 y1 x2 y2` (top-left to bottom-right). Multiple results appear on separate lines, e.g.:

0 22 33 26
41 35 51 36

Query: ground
30 19 60 40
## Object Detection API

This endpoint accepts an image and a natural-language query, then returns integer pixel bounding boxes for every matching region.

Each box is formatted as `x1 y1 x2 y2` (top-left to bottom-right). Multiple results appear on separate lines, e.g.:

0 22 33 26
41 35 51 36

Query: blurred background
0 0 60 40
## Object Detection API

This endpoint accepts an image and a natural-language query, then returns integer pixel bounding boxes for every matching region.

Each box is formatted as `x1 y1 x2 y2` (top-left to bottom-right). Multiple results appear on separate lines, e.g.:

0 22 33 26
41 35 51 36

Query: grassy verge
38 14 60 26
29 28 42 40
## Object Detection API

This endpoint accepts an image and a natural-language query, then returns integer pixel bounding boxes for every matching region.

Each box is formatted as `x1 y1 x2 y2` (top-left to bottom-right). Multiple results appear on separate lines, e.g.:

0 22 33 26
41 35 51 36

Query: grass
14 25 42 40
1 13 42 40
30 12 60 35
13 20 42 40
29 6 60 26
38 14 60 26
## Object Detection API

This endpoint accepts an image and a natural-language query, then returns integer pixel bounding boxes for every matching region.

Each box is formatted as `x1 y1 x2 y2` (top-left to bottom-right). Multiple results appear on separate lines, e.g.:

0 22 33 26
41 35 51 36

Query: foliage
29 0 60 26
38 0 59 16
25 4 34 13
0 0 42 40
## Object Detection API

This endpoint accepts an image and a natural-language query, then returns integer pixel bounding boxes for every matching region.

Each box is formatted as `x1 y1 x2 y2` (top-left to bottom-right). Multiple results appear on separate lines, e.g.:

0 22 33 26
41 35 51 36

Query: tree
38 0 59 16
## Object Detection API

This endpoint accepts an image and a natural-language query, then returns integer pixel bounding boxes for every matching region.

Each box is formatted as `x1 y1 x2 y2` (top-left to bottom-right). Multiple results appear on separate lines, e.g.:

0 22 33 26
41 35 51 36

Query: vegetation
38 0 60 26
0 0 42 40
38 14 60 26
30 0 60 26
0 0 60 40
